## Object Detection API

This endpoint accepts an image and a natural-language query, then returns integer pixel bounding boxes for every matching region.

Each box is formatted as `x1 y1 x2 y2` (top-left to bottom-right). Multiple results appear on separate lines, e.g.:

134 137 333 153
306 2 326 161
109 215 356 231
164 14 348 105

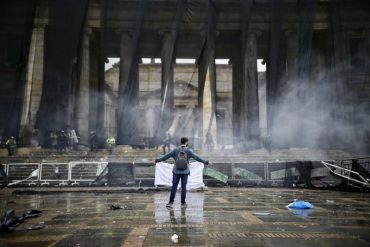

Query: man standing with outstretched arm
152 137 212 209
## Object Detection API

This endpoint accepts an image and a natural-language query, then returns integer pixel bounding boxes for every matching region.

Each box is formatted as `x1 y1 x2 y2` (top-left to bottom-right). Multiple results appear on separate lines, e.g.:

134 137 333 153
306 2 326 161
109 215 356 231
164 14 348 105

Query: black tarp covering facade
36 0 89 131
0 0 36 138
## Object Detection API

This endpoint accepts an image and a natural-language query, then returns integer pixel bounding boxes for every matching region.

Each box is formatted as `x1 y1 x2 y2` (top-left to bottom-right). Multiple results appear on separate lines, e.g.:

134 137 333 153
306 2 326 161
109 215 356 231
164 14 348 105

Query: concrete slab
0 188 369 246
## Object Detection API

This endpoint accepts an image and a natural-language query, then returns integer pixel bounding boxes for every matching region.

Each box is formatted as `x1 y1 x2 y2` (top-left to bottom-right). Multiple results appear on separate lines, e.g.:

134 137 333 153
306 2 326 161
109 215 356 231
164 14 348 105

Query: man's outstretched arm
188 149 209 165
154 149 175 163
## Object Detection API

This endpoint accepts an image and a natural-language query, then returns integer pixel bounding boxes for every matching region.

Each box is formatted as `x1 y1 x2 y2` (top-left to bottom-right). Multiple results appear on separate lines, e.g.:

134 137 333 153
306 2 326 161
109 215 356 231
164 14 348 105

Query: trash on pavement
286 199 314 209
171 234 179 243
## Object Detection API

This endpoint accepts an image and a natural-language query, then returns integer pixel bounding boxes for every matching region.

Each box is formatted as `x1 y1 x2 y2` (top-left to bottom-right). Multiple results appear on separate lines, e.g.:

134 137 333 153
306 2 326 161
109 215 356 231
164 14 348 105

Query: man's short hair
180 137 188 145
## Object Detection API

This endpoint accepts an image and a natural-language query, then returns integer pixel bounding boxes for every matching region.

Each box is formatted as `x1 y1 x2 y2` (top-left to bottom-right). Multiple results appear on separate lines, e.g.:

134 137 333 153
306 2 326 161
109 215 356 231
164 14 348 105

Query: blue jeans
169 173 188 204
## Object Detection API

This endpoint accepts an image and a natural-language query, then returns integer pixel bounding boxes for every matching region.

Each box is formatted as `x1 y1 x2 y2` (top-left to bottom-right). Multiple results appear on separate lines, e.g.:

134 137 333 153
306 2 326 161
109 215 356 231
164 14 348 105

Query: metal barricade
321 161 370 188
1 163 7 174
4 161 108 187
69 162 108 186
266 163 293 181
7 163 40 186
40 163 69 186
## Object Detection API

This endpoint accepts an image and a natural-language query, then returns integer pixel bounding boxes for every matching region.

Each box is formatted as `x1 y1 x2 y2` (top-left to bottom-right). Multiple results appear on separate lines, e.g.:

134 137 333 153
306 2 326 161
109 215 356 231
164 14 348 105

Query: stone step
1 147 364 164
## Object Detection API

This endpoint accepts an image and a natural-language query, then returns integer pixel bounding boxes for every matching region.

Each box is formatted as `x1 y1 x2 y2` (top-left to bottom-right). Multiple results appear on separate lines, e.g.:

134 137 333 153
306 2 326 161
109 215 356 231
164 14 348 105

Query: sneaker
181 203 187 208
166 202 173 209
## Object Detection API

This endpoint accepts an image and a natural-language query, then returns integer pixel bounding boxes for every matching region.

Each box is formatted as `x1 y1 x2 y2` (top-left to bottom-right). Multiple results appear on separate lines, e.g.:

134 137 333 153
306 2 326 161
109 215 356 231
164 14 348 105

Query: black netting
155 0 185 141
0 0 36 137
36 0 89 131
266 0 284 135
297 0 316 81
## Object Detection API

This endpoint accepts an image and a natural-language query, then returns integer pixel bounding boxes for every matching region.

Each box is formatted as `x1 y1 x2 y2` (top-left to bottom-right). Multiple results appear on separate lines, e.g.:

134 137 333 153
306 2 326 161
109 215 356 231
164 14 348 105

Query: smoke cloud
271 65 370 154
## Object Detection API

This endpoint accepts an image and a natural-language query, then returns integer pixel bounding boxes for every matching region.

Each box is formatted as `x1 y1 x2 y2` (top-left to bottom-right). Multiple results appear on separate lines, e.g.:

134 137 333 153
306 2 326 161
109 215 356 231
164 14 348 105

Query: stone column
332 30 348 122
89 32 99 136
19 24 45 140
309 34 329 147
197 52 206 149
197 29 218 150
202 65 218 149
159 30 175 132
118 30 132 143
242 31 260 147
231 53 242 144
19 25 38 137
76 28 92 145
118 30 134 101
117 30 139 144
285 30 298 83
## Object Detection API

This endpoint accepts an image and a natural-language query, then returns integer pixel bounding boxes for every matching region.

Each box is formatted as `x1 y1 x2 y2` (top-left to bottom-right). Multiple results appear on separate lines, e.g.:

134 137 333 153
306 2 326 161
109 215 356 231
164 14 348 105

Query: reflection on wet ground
1 188 370 246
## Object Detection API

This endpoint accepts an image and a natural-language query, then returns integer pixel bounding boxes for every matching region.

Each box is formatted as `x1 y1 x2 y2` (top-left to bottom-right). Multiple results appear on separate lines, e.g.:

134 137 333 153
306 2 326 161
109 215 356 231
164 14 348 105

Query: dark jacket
155 145 209 175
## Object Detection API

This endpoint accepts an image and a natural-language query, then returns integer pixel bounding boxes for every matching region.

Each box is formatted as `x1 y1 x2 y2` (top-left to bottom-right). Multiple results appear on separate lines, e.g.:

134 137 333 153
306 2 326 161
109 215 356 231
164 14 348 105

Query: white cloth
155 162 205 190
70 129 79 143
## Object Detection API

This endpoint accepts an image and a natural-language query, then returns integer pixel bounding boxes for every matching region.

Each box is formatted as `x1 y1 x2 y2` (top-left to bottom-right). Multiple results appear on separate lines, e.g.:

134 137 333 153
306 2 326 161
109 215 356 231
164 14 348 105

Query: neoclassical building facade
0 0 369 152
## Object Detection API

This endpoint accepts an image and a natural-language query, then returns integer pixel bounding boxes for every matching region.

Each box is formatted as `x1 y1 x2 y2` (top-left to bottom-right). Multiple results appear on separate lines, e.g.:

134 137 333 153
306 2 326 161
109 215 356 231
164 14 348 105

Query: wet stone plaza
1 188 370 247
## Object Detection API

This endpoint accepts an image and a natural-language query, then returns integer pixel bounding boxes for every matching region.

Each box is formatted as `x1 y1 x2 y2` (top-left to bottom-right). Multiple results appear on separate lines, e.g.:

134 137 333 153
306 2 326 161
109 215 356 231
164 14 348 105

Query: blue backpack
175 146 188 170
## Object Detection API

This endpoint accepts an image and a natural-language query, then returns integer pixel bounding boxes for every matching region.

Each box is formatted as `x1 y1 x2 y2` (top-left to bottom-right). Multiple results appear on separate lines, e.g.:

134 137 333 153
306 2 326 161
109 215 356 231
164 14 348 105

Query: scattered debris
110 204 124 210
0 209 43 232
203 168 228 184
0 210 20 232
287 199 314 209
326 200 335 204
27 222 45 231
171 234 179 243
286 199 314 217
253 212 271 216
22 209 42 220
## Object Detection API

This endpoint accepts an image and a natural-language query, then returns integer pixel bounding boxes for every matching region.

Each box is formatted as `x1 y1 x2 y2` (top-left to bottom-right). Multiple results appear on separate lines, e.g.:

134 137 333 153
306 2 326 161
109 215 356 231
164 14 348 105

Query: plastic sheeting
286 199 314 217
155 162 205 190
287 200 314 209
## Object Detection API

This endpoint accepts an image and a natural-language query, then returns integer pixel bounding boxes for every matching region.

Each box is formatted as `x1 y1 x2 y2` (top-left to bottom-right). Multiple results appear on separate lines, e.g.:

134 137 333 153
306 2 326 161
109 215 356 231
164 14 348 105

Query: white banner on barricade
155 162 205 190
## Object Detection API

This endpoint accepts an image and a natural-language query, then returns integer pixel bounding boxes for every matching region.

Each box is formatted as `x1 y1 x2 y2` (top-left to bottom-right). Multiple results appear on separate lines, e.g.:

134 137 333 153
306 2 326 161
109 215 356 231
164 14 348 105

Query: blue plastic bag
287 208 314 217
286 200 314 209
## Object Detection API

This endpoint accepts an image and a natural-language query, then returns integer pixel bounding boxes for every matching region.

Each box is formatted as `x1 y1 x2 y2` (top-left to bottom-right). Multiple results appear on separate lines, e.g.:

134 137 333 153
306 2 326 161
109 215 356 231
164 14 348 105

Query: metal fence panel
7 163 40 184
70 162 107 181
1 163 6 174
267 163 290 181
133 163 154 179
40 163 69 180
